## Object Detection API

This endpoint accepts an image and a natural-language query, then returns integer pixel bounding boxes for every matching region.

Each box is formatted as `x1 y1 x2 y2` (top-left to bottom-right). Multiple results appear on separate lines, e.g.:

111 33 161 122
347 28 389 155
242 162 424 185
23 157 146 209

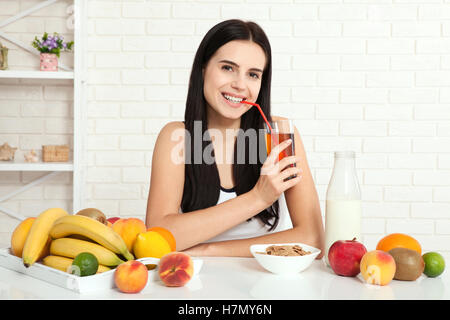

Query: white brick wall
0 0 75 246
0 0 449 259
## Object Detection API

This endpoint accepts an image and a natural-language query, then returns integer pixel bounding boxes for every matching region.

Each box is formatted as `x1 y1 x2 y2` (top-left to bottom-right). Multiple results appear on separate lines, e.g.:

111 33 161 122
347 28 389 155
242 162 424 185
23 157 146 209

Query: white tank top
191 186 293 243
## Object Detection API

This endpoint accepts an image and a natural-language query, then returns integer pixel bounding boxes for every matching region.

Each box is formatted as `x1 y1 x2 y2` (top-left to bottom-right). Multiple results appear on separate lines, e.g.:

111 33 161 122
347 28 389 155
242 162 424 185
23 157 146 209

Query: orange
147 227 176 251
133 231 172 259
376 233 422 255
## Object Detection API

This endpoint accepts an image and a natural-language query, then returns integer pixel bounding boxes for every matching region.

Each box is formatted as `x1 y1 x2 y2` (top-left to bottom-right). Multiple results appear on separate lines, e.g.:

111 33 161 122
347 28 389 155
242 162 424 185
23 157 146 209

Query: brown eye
222 65 233 72
249 72 260 79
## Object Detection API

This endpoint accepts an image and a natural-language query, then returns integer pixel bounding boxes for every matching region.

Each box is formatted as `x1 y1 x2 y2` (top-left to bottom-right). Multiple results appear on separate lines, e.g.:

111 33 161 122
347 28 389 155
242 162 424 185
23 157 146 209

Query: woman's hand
252 139 303 207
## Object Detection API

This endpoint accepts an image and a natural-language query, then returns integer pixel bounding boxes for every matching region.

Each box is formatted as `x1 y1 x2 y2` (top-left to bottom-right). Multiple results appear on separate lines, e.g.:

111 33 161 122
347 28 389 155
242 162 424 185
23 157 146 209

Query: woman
145 19 324 257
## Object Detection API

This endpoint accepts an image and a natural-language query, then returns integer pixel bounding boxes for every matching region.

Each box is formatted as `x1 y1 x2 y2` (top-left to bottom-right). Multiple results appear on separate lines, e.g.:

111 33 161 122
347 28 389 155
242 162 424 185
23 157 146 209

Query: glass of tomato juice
264 119 297 181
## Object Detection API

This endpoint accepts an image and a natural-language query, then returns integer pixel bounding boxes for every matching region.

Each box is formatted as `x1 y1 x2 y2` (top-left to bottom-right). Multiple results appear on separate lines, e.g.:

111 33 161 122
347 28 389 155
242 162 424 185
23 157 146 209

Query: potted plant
31 32 73 71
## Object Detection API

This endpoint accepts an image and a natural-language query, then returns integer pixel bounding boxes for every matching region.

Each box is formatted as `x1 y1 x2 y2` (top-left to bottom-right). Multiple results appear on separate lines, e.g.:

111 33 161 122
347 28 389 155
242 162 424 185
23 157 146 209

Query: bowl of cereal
250 243 321 274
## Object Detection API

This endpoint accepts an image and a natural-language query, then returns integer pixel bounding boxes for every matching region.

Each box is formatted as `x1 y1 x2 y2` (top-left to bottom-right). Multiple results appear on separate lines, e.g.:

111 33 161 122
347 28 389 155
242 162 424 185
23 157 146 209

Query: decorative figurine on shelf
31 32 73 71
0 143 17 161
0 41 8 70
24 149 39 163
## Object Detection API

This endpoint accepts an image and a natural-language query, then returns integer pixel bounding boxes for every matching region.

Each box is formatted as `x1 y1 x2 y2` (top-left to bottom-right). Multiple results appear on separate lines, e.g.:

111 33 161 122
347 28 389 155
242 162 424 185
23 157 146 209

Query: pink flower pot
40 53 58 71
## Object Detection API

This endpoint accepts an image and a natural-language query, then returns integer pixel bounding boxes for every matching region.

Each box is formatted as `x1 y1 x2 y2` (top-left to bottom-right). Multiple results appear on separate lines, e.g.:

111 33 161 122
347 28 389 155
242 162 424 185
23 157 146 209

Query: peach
360 250 396 286
11 218 35 257
112 218 147 252
114 260 148 293
11 217 50 260
158 252 193 287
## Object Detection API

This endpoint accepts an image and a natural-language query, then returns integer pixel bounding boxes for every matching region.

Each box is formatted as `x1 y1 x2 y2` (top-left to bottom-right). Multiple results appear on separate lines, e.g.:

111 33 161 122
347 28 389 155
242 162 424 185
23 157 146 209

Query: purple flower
33 32 71 54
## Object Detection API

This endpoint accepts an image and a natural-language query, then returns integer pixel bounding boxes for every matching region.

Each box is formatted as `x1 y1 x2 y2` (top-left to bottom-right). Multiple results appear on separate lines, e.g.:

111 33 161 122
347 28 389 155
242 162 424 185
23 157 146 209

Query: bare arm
145 122 300 251
149 191 269 251
146 121 303 252
182 122 325 258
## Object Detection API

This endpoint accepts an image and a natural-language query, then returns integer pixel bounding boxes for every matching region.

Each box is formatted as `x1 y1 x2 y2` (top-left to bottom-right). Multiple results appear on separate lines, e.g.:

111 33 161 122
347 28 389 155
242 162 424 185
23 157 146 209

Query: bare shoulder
165 120 185 130
272 115 301 135
271 115 288 121
152 121 186 164
272 115 299 134
156 121 186 145
159 121 185 136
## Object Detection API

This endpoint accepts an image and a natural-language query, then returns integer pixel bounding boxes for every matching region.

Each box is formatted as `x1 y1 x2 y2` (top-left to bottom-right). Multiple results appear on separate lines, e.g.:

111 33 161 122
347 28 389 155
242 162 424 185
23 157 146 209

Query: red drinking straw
241 100 273 134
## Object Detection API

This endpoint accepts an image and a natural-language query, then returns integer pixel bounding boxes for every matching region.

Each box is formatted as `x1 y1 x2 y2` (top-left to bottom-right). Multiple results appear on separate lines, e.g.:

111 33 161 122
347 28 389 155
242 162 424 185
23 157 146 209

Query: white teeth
223 94 244 103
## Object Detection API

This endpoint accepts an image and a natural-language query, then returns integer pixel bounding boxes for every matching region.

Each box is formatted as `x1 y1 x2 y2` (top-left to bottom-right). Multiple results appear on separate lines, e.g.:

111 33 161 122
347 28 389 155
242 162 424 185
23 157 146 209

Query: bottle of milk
324 151 362 266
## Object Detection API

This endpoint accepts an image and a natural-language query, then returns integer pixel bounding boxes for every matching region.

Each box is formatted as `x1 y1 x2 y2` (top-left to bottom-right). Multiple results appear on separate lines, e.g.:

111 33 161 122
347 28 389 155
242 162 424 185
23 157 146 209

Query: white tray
0 247 203 294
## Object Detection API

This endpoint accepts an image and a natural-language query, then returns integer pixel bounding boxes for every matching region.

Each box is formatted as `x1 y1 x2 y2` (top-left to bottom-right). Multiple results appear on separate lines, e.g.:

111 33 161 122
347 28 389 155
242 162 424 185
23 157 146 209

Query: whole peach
11 218 35 257
11 217 50 260
112 218 147 252
158 252 193 287
360 250 396 286
114 260 148 293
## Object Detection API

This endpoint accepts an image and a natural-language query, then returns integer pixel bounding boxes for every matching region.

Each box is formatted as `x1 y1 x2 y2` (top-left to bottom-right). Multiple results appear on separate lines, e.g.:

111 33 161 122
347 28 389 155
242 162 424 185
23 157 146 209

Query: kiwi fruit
75 208 107 225
388 247 425 281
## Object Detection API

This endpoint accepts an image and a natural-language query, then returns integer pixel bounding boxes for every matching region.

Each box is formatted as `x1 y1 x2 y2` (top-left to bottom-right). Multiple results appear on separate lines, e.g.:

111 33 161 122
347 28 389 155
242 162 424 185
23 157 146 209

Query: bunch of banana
50 238 125 266
43 255 111 274
22 208 69 268
49 214 134 261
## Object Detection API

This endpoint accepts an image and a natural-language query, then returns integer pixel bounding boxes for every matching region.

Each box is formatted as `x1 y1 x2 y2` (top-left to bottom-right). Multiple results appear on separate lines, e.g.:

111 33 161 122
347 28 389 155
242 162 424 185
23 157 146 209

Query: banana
49 215 134 261
50 238 125 266
42 255 111 273
22 208 69 268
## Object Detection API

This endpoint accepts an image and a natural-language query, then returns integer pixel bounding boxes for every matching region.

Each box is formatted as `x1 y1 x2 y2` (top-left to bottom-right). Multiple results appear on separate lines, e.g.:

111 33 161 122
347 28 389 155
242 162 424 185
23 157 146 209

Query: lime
422 252 445 278
69 252 99 277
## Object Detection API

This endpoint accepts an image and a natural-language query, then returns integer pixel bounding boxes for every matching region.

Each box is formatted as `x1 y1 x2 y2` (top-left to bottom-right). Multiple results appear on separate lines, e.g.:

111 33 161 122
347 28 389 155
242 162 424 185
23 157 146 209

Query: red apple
328 238 367 277
107 217 120 224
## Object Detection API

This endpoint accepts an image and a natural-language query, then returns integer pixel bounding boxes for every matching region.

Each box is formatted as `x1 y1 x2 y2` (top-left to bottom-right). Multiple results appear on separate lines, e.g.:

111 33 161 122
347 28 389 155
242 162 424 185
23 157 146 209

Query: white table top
0 257 448 300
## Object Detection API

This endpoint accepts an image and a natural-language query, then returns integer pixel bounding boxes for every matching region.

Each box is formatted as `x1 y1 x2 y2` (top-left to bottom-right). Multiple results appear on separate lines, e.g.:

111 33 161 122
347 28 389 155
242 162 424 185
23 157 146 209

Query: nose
231 76 246 91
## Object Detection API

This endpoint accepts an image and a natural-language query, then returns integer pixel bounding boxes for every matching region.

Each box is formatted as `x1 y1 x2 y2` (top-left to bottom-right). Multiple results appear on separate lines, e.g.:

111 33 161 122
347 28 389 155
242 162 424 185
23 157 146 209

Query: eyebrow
218 59 263 73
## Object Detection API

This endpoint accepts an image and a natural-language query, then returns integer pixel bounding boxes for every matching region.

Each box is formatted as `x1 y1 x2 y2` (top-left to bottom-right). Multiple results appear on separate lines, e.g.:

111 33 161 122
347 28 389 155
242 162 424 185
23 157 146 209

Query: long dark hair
181 19 279 231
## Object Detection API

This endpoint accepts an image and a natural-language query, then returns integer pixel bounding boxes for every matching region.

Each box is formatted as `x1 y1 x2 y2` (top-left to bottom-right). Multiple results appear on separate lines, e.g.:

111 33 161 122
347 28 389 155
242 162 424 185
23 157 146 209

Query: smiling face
203 40 266 124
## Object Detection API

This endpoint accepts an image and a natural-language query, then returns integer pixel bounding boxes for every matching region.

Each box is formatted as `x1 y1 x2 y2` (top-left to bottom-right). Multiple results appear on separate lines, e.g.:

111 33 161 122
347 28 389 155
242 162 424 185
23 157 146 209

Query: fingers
277 155 301 171
265 139 292 165
256 159 303 204
261 155 300 176
282 172 303 190
279 166 303 182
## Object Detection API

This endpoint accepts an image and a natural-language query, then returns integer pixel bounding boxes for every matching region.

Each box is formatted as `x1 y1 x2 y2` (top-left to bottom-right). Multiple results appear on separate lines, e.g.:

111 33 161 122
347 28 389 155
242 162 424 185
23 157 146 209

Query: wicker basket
42 145 69 162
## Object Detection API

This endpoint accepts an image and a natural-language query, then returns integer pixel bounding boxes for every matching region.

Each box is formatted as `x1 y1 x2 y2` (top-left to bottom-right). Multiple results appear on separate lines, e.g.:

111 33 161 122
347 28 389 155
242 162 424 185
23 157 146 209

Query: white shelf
0 0 86 218
0 160 74 172
0 70 74 80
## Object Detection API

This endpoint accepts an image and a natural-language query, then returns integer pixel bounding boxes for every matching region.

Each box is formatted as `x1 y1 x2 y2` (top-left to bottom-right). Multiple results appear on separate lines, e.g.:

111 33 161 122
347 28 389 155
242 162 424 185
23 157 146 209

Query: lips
222 92 246 104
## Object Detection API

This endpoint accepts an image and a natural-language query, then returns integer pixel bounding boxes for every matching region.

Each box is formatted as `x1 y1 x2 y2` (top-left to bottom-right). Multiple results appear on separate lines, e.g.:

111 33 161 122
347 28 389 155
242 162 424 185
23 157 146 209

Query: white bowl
250 243 321 275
